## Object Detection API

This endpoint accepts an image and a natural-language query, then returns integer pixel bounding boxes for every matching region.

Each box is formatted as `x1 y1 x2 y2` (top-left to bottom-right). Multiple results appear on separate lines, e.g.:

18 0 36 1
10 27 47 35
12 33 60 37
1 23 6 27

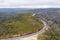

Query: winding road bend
1 19 48 40
1 13 48 40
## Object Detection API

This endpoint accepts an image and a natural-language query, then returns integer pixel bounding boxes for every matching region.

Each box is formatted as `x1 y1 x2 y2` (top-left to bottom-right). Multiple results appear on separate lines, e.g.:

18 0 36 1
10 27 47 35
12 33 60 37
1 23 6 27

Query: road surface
1 19 48 40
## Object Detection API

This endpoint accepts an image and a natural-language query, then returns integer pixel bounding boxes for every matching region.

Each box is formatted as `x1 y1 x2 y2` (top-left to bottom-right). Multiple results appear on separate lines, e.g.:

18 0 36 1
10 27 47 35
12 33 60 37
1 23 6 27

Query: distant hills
0 8 60 13
0 8 31 13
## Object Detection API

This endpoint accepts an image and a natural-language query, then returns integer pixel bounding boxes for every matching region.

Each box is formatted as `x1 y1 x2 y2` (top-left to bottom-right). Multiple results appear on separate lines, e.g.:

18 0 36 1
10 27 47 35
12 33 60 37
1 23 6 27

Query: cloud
0 0 60 8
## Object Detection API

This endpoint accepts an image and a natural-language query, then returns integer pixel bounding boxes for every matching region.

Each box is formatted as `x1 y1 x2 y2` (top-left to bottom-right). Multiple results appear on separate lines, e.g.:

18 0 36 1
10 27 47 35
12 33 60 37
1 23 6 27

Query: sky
0 0 60 8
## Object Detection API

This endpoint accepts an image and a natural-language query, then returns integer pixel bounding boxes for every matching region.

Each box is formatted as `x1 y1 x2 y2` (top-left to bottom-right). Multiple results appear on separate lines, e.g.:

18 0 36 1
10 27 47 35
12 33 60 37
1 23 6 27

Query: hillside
36 8 60 40
0 13 43 39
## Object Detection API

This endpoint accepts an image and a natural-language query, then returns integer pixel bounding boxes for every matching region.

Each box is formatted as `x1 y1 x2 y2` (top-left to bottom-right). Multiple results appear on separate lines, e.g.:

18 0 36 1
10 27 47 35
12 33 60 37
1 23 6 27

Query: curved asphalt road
1 13 48 40
1 19 48 40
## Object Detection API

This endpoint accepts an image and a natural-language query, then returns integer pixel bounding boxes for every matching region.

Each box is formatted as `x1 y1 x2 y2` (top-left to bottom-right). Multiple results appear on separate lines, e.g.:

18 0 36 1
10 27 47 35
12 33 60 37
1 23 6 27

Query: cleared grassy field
0 14 43 38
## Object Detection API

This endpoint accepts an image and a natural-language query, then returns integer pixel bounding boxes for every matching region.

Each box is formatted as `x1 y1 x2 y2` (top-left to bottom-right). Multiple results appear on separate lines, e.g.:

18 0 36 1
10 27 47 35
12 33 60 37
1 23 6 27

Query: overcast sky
0 0 60 8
